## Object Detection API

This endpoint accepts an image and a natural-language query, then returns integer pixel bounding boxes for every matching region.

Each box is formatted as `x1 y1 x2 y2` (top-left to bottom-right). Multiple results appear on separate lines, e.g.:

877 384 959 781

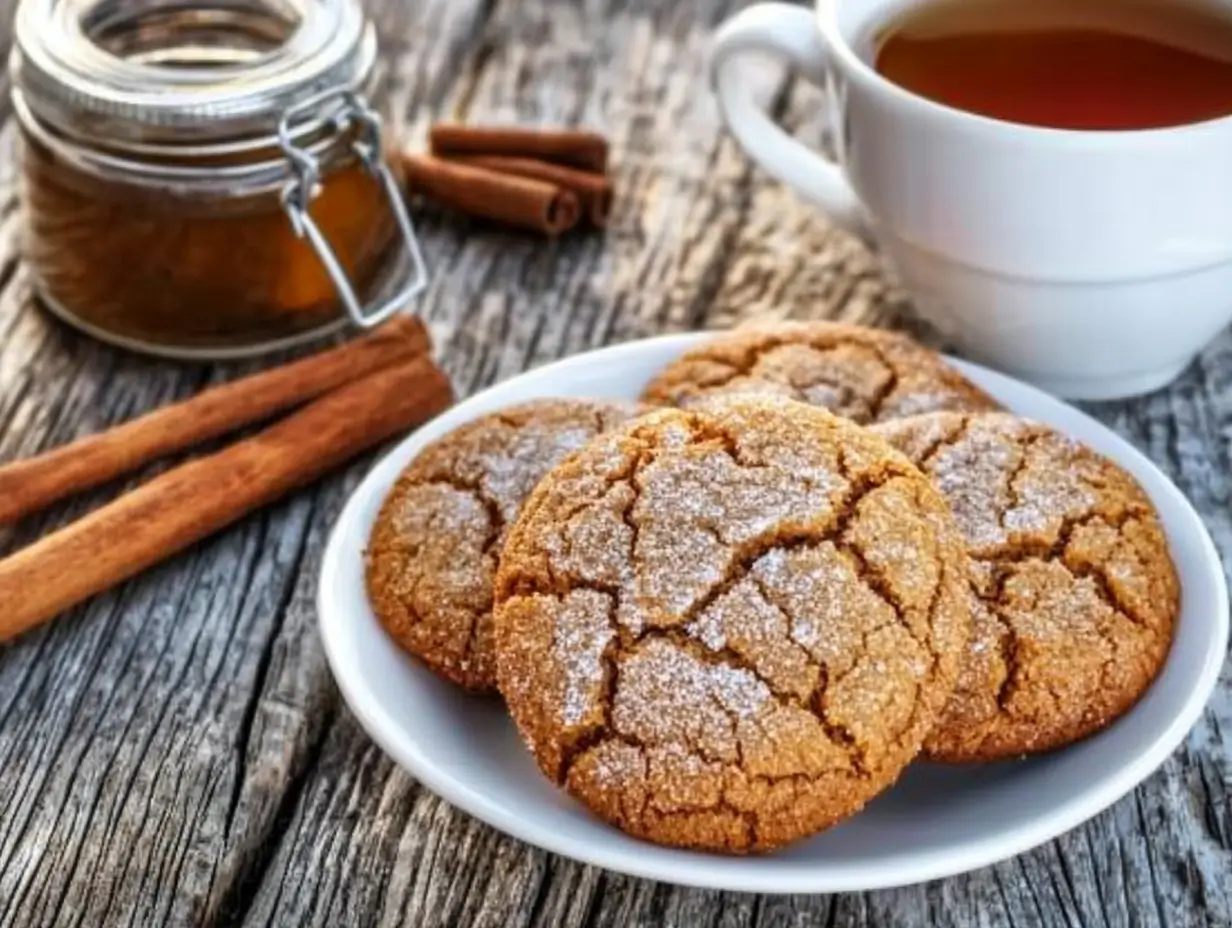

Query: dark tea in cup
873 0 1232 129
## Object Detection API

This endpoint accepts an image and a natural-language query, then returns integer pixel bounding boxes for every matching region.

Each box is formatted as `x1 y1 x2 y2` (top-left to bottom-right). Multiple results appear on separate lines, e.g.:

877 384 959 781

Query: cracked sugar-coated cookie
872 412 1180 762
493 397 971 852
366 399 643 692
640 321 1000 424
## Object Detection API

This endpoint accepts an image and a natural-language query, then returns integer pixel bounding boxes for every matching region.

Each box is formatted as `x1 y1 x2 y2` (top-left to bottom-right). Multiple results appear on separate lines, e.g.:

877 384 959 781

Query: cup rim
815 0 1232 142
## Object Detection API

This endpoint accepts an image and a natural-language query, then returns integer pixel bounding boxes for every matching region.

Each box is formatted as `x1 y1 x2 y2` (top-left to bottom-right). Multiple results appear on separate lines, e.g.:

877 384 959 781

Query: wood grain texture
0 0 1228 926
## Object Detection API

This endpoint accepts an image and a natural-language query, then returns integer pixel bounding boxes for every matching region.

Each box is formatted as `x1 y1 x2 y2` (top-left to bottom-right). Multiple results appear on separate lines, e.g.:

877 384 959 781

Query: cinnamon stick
430 123 609 173
0 357 453 643
449 155 613 227
0 317 430 526
402 154 580 236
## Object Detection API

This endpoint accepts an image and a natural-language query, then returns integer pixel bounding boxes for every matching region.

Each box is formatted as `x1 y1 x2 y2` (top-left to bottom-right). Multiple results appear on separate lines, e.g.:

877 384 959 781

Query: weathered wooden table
1 1 1228 925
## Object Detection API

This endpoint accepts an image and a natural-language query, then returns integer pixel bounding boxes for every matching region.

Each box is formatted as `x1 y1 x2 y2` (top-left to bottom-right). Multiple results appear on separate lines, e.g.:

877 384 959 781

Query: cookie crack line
861 343 901 421
979 511 1164 723
418 474 506 556
539 561 905 770
753 574 813 657
638 626 808 710
917 421 1161 630
808 664 870 777
877 520 951 753
663 447 920 636
834 535 931 655
548 513 929 783
992 596 1020 715
642 471 919 682
557 593 626 783
566 732 862 799
976 508 1159 630
1064 558 1151 631
918 413 977 471
1000 427 1048 536
401 476 504 674
554 439 657 784
1056 511 1162 630
570 741 842 853
668 332 897 408
749 572 912 771
548 585 854 783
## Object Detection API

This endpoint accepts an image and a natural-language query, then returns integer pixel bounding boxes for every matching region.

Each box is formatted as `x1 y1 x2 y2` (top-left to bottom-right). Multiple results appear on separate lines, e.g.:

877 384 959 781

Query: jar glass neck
12 87 367 197
11 0 375 144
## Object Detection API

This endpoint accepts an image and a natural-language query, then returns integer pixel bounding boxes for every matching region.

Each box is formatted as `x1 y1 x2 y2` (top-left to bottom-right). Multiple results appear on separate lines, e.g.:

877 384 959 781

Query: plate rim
317 332 1229 893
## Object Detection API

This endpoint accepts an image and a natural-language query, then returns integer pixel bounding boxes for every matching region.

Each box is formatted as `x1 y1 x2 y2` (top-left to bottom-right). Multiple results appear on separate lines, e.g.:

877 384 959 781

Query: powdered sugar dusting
622 442 842 629
877 413 1108 552
690 578 817 699
693 376 798 405
885 392 951 419
688 611 728 652
791 616 821 651
473 407 636 526
481 425 592 520
748 341 889 423
589 739 645 788
612 636 771 763
553 590 615 729
753 544 897 679
410 399 643 549
800 382 849 410
897 415 1099 551
1004 462 1096 536
926 420 1021 549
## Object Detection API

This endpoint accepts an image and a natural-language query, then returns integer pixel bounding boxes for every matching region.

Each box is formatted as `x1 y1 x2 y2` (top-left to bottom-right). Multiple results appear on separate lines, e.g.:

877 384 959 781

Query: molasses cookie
872 412 1179 762
366 399 642 691
494 397 971 852
641 321 999 424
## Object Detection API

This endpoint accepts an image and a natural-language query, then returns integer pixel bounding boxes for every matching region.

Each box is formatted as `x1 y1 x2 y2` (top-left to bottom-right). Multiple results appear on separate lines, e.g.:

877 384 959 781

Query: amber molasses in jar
10 0 427 359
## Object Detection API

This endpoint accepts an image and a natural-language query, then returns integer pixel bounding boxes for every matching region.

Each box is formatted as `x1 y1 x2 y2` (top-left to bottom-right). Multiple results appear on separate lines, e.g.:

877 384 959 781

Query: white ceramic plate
317 333 1228 894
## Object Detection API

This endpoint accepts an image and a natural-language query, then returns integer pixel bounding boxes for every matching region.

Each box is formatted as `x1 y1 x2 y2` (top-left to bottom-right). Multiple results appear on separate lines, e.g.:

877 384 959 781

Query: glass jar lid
11 0 377 147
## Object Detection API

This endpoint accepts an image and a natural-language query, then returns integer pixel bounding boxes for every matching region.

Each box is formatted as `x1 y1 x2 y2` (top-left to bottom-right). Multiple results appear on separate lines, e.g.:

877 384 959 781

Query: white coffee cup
711 1 1232 400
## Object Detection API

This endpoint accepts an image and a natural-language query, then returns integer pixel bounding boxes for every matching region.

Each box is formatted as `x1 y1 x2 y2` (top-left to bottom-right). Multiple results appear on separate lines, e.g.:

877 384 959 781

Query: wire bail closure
277 87 428 329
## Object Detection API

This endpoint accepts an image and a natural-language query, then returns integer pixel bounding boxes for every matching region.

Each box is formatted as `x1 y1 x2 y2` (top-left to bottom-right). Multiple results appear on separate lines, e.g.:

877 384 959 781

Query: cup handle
710 3 866 237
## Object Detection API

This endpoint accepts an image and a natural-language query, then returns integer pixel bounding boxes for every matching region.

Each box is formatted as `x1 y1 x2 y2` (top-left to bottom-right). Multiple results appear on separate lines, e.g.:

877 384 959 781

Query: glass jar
10 0 427 359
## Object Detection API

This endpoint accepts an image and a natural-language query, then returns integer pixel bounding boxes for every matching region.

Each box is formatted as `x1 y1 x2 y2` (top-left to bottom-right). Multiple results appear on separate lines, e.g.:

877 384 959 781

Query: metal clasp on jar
277 87 428 329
